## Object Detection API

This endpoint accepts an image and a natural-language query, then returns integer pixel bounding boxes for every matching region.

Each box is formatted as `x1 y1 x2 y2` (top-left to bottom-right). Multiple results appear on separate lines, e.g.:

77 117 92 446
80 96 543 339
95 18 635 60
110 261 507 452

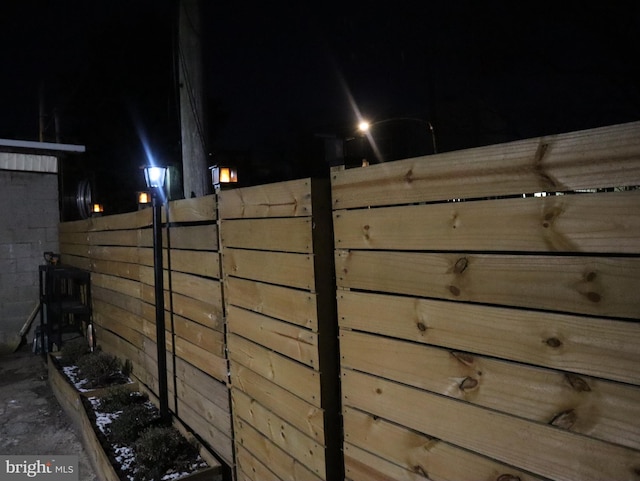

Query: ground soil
0 345 98 481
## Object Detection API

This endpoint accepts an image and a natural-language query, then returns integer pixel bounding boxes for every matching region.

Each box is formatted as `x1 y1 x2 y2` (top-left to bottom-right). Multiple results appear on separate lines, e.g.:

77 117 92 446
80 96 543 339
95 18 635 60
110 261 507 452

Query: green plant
76 351 123 388
133 426 201 481
99 386 147 413
59 337 90 366
108 403 159 445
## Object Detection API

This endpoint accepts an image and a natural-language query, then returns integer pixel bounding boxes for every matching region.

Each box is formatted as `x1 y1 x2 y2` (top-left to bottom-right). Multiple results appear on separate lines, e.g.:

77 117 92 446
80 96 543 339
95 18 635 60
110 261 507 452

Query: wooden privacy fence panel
332 122 640 481
59 195 233 468
220 179 342 481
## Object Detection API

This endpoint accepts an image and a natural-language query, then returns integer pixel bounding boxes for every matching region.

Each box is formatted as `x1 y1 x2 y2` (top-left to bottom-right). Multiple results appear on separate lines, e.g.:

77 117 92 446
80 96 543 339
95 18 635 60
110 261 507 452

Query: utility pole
178 0 209 198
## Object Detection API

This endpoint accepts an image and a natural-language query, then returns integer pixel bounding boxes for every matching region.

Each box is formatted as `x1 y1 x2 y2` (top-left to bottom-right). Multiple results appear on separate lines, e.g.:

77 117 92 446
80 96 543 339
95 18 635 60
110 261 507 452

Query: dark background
2 1 639 213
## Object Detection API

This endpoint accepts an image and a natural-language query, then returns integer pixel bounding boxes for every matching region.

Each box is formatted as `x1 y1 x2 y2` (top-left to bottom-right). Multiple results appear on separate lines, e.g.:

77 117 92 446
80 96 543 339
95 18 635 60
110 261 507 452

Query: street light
357 117 438 161
209 165 238 190
142 165 169 423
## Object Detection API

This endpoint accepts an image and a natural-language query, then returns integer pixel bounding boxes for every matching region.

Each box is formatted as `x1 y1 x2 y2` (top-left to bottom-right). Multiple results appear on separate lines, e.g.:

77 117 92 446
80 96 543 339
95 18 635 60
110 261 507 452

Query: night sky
2 1 639 212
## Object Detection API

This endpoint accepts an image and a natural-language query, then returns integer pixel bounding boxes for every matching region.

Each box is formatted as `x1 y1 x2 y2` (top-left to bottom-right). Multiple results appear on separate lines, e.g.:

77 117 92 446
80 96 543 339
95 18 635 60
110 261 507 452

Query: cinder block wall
0 169 59 353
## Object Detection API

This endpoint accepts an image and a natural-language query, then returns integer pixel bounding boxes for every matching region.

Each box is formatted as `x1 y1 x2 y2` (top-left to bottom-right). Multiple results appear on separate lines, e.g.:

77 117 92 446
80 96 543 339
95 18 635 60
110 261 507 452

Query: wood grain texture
343 406 545 481
342 369 640 481
227 305 319 368
228 334 321 407
221 217 313 253
331 122 640 209
166 195 217 223
224 248 315 291
334 190 640 254
230 360 325 444
233 388 326 479
336 250 640 319
219 178 313 219
225 277 317 330
341 330 640 450
338 290 640 385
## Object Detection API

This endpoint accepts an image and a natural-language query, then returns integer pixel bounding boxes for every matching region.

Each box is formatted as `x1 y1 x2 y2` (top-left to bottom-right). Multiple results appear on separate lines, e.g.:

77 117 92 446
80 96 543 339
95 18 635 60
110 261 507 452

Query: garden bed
48 352 221 481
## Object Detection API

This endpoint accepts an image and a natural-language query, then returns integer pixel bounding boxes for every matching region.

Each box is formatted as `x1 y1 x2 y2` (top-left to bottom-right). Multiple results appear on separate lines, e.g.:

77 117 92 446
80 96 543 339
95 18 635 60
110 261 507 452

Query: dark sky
2 1 640 210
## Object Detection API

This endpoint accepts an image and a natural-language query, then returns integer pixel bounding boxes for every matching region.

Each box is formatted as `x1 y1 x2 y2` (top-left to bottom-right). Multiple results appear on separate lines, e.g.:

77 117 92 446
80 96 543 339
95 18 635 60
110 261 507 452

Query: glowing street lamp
142 165 169 423
209 165 238 190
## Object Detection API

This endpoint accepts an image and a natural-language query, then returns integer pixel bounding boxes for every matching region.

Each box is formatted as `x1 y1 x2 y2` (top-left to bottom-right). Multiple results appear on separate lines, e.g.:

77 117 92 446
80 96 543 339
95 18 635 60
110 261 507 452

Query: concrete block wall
0 169 59 353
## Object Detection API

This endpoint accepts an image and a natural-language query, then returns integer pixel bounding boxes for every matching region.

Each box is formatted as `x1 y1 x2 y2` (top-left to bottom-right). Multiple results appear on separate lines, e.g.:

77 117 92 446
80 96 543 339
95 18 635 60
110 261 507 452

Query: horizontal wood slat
331 121 640 209
228 334 321 407
233 388 326 479
166 195 217 223
227 305 318 368
336 250 640 319
338 290 640 385
229 361 325 444
221 217 313 253
224 248 315 291
334 190 640 254
342 369 640 481
341 330 640 450
343 406 545 481
218 178 313 219
225 277 317 330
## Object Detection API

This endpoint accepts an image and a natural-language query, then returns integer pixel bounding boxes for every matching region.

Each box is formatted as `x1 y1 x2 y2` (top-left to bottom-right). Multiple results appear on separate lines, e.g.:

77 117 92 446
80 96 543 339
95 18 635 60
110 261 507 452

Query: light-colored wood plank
166 195 217 223
233 388 326 479
90 259 139 281
174 336 228 383
92 272 141 298
230 361 325 444
92 285 142 316
221 217 313 253
168 224 219 251
344 442 427 481
139 266 223 306
225 277 317 330
59 219 92 233
334 190 640 254
341 329 640 450
89 245 140 264
176 373 232 436
60 243 90 259
233 416 324 481
336 250 640 319
224 248 315 291
344 406 545 481
219 178 313 219
59 231 89 246
228 334 321 407
228 305 318 368
90 209 151 230
338 290 640 385
177 398 234 466
169 250 221 279
88 229 138 247
331 121 640 209
236 444 280 481
342 369 640 481
173 314 225 356
58 254 91 270
174 357 230 411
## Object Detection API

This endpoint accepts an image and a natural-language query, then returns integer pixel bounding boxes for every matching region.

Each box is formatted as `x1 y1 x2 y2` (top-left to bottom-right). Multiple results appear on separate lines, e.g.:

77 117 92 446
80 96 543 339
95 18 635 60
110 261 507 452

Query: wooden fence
219 179 341 481
58 196 233 468
332 121 640 481
58 121 640 481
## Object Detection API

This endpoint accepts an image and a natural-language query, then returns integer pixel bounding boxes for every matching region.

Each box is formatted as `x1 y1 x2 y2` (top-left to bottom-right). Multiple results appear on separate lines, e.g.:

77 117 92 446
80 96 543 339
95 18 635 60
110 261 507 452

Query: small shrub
77 351 124 388
99 386 147 413
134 426 201 481
108 403 159 445
59 338 90 366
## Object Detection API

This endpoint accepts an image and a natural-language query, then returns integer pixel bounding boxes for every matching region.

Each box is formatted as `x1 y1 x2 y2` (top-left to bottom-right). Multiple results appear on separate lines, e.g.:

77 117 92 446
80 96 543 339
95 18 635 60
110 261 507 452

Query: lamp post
143 165 169 423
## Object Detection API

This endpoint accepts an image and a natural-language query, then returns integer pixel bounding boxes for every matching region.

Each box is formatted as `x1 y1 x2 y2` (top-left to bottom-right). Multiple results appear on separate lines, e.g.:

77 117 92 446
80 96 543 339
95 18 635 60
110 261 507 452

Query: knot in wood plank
565 373 591 392
549 408 577 429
